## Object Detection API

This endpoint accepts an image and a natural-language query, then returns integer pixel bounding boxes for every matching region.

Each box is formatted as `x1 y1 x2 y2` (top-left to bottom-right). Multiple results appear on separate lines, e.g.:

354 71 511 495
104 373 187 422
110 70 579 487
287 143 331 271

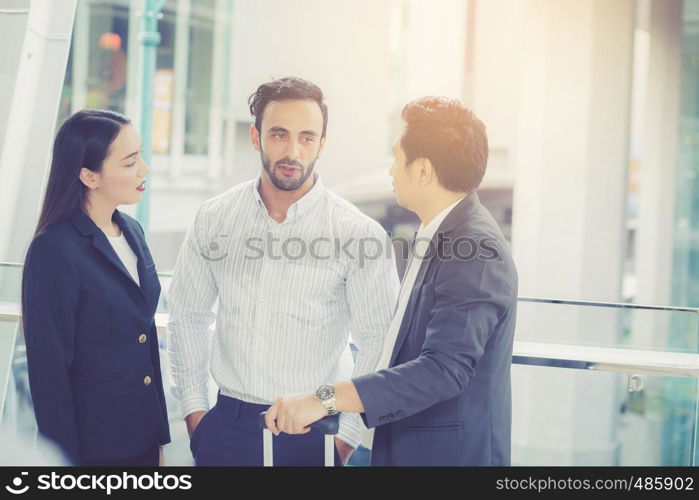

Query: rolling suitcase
257 412 340 466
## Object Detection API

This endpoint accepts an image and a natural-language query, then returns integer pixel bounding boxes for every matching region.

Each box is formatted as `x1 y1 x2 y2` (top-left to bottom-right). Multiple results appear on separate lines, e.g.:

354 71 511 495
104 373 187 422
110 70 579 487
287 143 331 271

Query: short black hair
401 96 488 193
248 76 328 137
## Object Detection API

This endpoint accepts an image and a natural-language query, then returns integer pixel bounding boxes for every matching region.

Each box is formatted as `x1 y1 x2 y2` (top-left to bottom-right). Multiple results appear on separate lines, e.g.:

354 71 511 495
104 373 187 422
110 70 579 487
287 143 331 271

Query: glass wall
511 366 698 466
152 0 176 154
184 0 215 155
2 266 697 465
58 0 131 124
515 297 699 465
670 0 699 467
87 1 130 112
674 0 699 309
56 0 226 166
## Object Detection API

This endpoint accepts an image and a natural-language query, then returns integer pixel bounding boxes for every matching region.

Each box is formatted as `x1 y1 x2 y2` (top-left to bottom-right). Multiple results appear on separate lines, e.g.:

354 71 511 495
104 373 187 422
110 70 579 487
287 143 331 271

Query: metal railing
2 259 698 378
1 299 697 379
2 261 698 465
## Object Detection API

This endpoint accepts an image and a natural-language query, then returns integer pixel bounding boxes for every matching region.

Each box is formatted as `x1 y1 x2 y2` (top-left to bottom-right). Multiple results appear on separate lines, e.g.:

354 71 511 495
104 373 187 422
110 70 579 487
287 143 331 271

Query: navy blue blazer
22 209 170 465
353 193 518 466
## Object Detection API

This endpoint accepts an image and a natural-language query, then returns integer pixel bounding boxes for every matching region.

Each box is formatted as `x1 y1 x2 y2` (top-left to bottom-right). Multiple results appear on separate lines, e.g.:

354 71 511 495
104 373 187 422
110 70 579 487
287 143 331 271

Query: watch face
316 384 335 400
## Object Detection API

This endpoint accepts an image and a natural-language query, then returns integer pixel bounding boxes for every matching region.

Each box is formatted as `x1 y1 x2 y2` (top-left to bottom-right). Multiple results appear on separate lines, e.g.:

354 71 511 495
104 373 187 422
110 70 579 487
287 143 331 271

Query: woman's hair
33 109 130 236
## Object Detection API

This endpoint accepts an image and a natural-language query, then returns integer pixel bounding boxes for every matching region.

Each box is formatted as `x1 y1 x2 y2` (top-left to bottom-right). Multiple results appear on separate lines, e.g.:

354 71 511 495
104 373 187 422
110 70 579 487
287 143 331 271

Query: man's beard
261 148 318 191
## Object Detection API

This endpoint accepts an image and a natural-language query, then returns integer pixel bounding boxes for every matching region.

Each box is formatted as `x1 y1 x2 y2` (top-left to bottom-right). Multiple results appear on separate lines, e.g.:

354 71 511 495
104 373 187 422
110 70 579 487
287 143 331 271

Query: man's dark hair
401 96 488 193
248 77 328 137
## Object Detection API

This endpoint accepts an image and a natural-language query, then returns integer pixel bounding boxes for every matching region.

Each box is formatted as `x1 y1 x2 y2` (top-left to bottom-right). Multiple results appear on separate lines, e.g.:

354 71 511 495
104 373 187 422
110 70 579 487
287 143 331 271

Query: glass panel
156 273 172 313
0 321 18 421
673 0 699 310
85 1 130 112
0 263 22 304
2 262 697 465
153 1 177 154
512 364 699 466
184 0 214 155
58 44 74 126
516 298 699 353
0 264 33 444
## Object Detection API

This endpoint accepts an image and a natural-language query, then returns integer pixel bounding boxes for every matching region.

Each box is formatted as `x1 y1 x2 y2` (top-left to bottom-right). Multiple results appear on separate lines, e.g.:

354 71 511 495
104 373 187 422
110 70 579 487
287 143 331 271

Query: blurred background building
0 0 697 465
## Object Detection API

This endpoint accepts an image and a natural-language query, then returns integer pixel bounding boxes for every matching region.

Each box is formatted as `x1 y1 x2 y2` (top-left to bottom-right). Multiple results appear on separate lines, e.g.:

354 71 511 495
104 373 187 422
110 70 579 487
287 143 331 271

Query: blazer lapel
388 249 437 367
387 192 483 367
113 210 149 300
393 242 416 316
70 209 146 299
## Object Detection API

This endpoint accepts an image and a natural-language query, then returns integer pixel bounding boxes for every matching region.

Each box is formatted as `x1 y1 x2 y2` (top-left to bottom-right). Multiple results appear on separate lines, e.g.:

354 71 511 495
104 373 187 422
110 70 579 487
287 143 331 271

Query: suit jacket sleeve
353 246 515 429
22 233 81 464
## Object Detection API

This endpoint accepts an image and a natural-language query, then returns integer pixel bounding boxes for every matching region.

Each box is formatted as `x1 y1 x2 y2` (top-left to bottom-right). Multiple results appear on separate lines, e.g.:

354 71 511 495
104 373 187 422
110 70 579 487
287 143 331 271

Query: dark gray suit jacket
353 193 517 466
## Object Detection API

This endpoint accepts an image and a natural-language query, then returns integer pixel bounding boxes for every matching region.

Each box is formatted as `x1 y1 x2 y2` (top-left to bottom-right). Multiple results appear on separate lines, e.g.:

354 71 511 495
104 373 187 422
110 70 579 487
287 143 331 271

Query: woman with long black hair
21 109 170 466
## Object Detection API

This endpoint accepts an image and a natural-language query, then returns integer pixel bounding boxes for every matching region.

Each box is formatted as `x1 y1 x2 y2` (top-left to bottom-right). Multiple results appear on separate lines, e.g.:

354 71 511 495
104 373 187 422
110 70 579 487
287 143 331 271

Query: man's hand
265 393 356 465
265 393 326 436
185 411 208 439
158 446 164 466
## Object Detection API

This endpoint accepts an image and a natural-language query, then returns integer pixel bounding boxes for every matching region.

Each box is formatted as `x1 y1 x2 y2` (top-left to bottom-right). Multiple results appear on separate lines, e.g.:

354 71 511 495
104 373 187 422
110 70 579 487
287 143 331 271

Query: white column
70 0 89 113
0 0 30 151
634 0 682 311
0 0 77 262
510 0 635 464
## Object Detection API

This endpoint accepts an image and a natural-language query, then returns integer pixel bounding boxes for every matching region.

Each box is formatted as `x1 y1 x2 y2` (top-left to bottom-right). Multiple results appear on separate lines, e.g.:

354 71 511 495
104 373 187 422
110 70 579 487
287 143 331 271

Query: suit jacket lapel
388 248 438 367
387 192 483 367
393 241 416 316
70 209 146 299
113 210 149 300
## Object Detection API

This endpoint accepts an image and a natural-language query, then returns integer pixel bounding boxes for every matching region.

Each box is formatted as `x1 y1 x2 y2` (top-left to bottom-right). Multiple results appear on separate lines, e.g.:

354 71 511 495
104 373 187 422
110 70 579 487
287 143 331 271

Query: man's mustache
275 158 304 169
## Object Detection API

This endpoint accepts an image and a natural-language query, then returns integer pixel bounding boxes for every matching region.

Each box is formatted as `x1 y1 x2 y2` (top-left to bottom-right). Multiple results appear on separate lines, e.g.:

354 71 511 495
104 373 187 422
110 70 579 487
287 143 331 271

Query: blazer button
143 376 152 386
138 334 147 343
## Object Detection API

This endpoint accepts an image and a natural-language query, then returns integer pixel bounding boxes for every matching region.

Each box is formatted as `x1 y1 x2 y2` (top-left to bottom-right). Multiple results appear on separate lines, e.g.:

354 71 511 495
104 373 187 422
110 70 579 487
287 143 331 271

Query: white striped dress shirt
167 174 400 448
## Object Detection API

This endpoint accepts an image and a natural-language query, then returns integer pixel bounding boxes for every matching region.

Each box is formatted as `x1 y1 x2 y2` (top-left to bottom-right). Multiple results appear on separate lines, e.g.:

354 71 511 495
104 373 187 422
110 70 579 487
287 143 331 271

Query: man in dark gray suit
265 96 518 466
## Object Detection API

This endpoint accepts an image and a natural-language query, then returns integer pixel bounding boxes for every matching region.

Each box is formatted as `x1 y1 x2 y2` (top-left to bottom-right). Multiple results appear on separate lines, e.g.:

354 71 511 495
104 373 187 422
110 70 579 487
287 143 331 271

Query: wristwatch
315 384 338 415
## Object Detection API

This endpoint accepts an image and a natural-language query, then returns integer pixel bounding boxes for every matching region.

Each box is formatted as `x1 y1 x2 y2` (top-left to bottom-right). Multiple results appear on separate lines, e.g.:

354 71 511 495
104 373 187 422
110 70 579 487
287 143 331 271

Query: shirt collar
252 172 325 220
416 196 466 241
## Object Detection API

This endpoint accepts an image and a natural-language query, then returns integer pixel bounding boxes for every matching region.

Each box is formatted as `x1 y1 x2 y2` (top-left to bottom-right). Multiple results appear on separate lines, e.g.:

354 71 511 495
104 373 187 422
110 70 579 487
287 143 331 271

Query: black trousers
190 393 342 466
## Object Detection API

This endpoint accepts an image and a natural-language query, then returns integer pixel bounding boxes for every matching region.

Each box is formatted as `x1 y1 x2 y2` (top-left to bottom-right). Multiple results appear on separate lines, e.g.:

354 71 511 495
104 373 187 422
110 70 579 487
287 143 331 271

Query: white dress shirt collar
418 196 466 238
413 196 465 258
252 172 325 220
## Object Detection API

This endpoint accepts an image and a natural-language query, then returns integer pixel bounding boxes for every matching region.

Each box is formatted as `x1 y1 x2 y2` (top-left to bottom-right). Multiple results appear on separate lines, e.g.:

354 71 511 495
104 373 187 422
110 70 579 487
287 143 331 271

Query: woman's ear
79 168 99 189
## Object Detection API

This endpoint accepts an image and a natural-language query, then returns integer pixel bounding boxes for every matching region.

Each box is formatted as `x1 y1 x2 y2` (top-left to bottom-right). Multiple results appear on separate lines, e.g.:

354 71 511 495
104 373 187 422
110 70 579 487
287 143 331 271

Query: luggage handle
257 411 340 435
